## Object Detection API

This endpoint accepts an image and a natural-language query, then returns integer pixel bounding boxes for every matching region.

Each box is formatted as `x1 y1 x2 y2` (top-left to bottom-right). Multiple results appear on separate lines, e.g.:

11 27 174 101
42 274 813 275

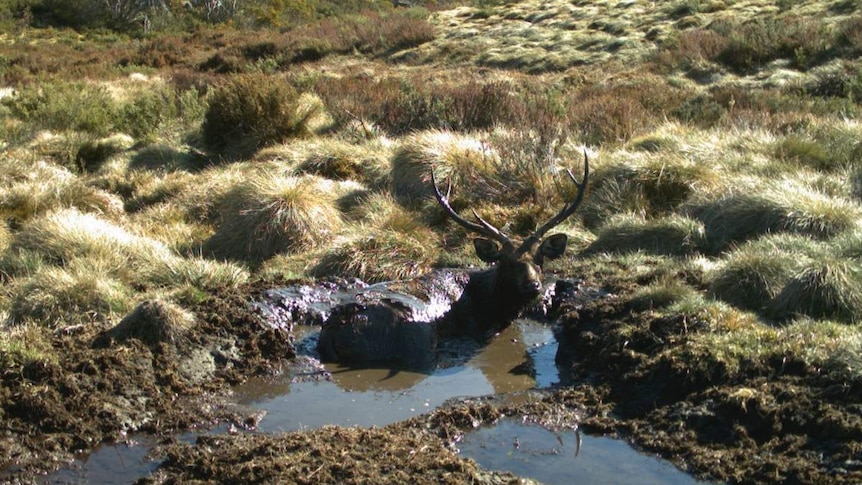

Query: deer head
432 153 589 334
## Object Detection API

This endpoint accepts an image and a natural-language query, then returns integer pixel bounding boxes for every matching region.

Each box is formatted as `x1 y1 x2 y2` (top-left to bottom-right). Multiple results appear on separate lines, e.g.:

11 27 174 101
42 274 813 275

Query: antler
515 151 590 257
431 171 516 254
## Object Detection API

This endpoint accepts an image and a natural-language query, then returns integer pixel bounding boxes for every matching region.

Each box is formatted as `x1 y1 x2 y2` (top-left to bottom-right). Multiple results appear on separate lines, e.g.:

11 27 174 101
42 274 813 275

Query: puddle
41 318 700 484
232 318 557 433
457 419 705 485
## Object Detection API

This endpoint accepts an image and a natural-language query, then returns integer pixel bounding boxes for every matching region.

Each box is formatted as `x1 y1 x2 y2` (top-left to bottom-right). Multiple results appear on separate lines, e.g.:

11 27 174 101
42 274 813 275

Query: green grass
588 213 706 256
708 235 817 312
687 178 862 254
769 256 862 323
391 129 500 206
312 226 441 283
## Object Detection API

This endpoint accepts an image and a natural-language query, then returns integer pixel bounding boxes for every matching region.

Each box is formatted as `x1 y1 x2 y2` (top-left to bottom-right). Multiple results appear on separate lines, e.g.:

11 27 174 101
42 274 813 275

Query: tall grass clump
588 214 706 256
205 173 342 263
628 276 700 312
292 138 391 190
774 124 862 172
75 133 135 173
312 226 440 284
202 74 320 158
309 190 443 282
8 208 175 279
708 234 821 312
391 130 499 206
104 299 197 347
0 168 123 226
8 260 135 329
581 155 719 230
769 256 862 323
687 180 861 254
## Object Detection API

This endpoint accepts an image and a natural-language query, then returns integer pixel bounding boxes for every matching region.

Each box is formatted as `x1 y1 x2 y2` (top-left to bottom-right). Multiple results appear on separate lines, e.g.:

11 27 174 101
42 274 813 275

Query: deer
317 154 589 369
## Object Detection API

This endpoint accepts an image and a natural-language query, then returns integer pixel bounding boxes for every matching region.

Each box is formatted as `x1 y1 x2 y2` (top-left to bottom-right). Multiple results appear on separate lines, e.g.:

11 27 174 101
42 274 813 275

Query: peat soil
1 273 861 484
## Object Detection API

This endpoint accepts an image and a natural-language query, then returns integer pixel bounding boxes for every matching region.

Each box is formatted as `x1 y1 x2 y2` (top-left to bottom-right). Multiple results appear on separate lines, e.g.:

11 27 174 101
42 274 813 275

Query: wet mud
2 271 861 483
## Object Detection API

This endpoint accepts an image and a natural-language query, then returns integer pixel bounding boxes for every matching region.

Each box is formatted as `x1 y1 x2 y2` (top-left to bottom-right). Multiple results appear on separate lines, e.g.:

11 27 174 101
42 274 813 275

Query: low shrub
202 74 319 158
315 74 517 135
713 16 834 73
3 82 118 135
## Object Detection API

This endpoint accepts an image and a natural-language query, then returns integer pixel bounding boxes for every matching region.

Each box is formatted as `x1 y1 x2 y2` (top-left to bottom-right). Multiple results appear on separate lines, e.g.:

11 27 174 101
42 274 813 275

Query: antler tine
431 170 514 252
517 151 590 256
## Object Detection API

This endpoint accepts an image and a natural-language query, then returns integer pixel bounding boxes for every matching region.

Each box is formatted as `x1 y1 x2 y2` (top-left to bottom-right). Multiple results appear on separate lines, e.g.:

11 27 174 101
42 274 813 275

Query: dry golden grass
8 259 135 329
391 129 499 205
205 173 343 263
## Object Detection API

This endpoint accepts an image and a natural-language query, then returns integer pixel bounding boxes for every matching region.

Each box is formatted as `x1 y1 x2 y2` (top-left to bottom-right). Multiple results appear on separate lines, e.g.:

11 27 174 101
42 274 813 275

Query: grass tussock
0 167 123 226
769 257 862 323
205 173 342 263
581 154 720 229
105 299 197 346
9 208 174 274
588 214 706 256
312 226 441 283
8 260 135 329
391 130 499 205
687 179 862 254
628 276 700 312
289 138 392 190
708 236 816 312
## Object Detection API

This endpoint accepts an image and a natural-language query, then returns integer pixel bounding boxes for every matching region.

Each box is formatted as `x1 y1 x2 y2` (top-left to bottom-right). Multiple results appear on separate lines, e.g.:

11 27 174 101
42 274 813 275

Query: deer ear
473 238 502 263
537 234 568 262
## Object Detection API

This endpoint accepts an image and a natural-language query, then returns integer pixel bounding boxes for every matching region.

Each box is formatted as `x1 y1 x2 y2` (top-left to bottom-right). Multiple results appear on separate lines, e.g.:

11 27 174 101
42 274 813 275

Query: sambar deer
318 154 589 368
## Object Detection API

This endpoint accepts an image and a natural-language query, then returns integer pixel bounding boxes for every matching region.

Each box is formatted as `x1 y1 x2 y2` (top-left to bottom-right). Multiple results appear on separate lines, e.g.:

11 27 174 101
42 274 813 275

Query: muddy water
44 319 702 484
458 419 700 485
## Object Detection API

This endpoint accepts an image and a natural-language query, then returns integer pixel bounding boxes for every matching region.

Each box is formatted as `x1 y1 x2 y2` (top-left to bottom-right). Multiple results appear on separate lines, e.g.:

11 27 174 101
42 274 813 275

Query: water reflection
232 319 557 431
458 419 707 485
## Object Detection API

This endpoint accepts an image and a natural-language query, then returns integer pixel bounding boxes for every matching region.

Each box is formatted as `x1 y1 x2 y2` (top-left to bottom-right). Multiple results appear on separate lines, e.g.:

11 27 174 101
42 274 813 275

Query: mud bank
2 272 861 484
